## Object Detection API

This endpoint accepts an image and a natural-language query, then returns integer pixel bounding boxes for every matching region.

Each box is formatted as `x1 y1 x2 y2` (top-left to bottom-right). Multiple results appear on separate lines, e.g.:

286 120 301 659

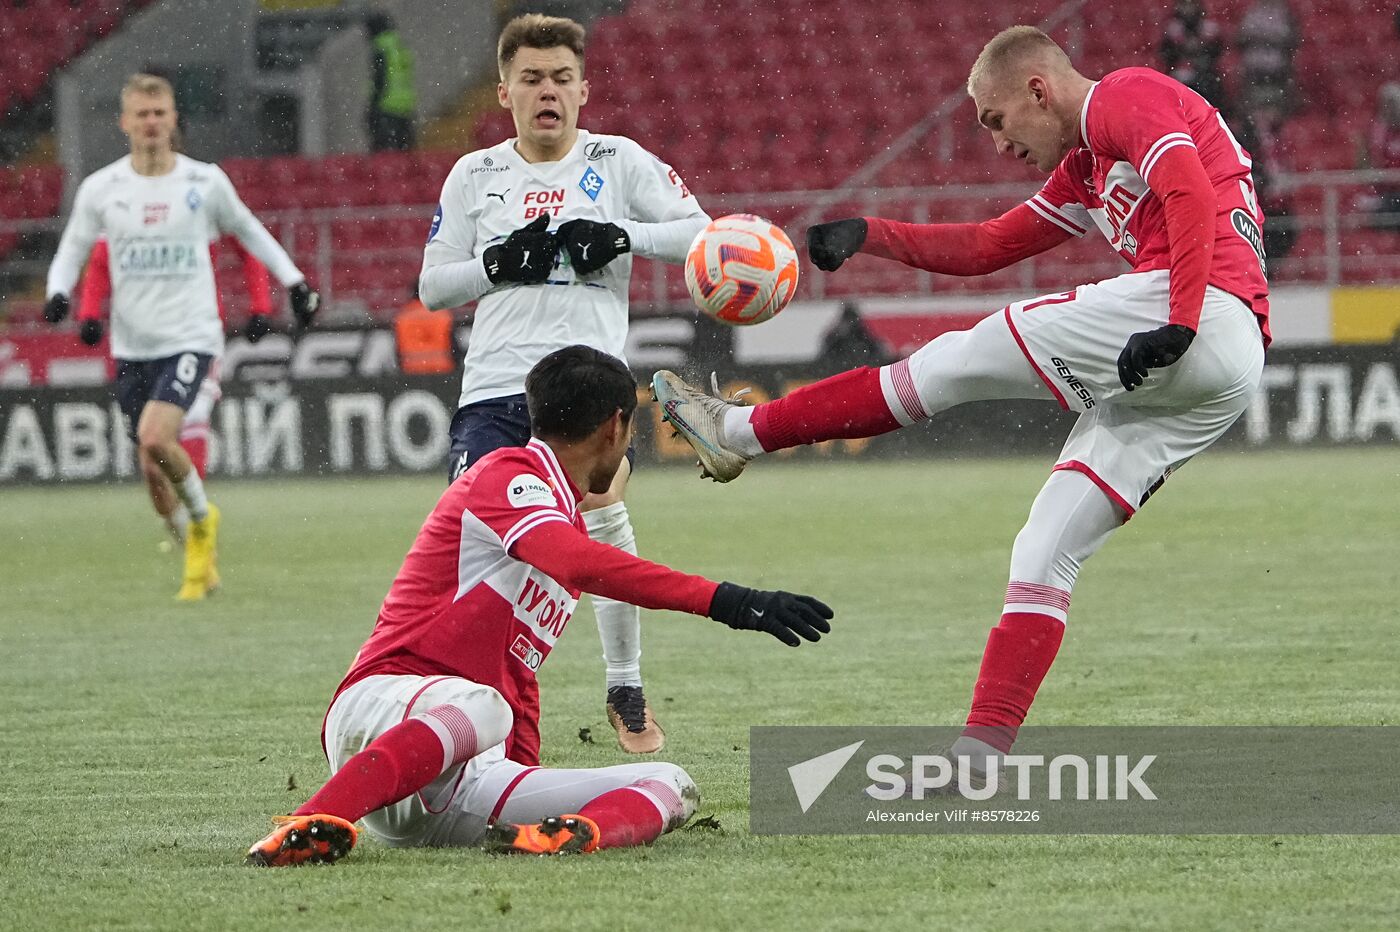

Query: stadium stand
3 0 1397 320
0 0 157 118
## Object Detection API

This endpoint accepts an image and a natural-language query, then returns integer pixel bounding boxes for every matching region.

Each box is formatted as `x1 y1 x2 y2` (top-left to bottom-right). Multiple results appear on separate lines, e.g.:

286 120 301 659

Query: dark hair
525 345 636 442
497 13 586 79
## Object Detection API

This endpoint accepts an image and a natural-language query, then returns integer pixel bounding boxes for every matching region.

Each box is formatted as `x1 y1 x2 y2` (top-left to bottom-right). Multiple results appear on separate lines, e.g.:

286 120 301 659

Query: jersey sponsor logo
116 241 200 277
470 155 510 175
507 474 555 508
514 576 574 646
185 188 203 212
523 188 566 219
1230 207 1268 275
509 633 544 671
143 203 169 226
584 141 616 160
667 168 692 199
1049 356 1095 409
578 166 604 201
426 203 443 243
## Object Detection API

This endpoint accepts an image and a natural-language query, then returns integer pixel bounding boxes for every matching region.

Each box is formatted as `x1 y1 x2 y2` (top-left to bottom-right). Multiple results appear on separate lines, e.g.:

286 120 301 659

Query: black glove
78 319 104 346
806 218 868 272
288 282 320 332
244 313 273 344
556 218 629 275
44 293 70 324
708 582 833 647
483 214 557 285
1116 323 1196 391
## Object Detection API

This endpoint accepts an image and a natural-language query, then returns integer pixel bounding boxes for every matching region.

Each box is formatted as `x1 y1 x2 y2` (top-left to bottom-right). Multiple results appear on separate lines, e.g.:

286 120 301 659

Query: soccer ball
684 214 800 326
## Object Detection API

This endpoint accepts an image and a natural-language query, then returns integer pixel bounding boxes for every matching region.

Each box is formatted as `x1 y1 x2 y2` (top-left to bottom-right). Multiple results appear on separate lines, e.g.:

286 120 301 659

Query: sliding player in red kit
246 346 832 864
654 27 1268 775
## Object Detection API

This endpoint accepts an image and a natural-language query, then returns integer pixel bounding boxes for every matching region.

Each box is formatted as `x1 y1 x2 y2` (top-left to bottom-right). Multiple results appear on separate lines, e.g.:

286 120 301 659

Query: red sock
751 366 902 452
963 611 1065 753
294 718 446 822
578 787 667 849
181 435 207 479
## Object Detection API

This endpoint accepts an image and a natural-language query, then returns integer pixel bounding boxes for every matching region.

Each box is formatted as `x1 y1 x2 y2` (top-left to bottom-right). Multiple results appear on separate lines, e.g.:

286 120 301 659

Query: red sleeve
861 202 1072 277
76 239 111 321
511 521 719 617
1142 144 1215 332
1085 71 1214 331
230 237 275 315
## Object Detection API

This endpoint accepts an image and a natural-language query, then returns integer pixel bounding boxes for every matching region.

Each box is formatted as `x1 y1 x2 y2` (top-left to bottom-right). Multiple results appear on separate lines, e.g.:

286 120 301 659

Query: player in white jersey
44 73 320 601
419 15 710 753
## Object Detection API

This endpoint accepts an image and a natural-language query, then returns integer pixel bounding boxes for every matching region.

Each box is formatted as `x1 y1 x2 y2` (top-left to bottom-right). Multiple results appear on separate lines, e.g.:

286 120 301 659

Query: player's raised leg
481 758 698 855
653 307 1050 481
582 457 665 754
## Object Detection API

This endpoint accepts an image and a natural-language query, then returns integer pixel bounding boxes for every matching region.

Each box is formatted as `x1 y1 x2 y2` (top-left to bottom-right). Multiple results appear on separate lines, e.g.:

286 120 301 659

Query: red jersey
331 438 719 766
1027 68 1271 343
334 439 585 764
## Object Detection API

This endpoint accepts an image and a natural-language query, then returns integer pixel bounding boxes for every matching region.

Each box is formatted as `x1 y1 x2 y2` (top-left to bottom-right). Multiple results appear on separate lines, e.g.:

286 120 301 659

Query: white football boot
651 371 752 483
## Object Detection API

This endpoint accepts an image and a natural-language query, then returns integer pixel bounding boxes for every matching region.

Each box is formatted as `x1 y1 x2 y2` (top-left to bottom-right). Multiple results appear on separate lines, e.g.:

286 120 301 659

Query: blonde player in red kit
246 346 832 864
654 27 1268 775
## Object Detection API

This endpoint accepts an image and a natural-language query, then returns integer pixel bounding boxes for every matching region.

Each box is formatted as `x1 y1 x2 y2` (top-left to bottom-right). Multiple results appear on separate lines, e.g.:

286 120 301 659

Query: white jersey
47 154 303 361
419 129 709 406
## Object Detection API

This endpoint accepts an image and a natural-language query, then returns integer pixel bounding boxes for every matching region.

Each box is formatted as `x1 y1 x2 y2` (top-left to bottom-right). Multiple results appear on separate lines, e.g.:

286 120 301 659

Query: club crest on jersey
185 188 202 212
507 474 555 508
578 166 604 201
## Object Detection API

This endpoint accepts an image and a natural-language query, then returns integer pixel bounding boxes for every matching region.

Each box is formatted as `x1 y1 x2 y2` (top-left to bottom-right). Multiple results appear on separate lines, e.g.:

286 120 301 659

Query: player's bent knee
646 763 700 829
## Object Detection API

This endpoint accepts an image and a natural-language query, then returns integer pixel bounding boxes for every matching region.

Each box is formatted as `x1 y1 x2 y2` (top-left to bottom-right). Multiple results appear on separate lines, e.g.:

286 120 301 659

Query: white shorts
1004 270 1265 515
324 674 698 847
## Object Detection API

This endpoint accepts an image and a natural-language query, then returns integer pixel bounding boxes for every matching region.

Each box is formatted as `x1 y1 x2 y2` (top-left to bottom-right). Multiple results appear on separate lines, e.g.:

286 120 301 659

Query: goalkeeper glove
556 218 629 275
44 293 70 324
244 314 273 344
288 282 320 332
483 214 557 285
1116 324 1195 391
78 319 104 346
708 582 833 647
806 218 867 272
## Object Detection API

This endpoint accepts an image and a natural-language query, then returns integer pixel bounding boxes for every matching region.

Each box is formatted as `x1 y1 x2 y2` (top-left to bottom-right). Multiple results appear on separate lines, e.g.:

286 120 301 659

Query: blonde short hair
497 14 586 80
967 26 1074 95
121 72 175 104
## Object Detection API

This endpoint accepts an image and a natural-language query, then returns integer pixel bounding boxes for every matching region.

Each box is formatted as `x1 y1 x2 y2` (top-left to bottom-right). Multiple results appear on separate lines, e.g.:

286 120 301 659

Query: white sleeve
419 161 494 309
209 166 304 287
614 141 710 264
46 177 102 297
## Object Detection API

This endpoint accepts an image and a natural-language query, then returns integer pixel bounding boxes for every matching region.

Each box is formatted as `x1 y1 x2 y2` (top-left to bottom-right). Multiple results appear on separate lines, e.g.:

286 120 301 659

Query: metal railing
3 169 1399 324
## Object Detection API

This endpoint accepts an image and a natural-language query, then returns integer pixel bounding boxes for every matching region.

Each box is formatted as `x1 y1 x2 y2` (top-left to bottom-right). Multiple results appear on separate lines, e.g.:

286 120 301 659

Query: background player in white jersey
419 15 710 753
245 346 832 865
656 27 1269 774
44 73 320 601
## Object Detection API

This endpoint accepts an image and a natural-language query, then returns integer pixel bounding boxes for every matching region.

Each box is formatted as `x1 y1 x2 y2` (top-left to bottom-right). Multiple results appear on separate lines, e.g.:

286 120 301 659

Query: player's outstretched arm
809 203 1072 275
511 521 832 646
46 177 103 323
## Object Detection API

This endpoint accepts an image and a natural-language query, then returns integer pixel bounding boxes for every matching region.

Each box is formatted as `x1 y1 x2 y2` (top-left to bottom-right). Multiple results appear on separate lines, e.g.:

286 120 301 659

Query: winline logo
789 743 1157 811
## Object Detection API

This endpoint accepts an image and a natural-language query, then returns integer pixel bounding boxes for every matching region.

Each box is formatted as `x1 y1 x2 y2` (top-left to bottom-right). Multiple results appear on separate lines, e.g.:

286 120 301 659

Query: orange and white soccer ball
684 214 799 326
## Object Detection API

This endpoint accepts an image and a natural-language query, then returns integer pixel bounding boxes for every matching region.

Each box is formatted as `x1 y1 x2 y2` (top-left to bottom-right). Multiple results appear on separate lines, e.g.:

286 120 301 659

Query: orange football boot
482 814 600 855
245 814 358 867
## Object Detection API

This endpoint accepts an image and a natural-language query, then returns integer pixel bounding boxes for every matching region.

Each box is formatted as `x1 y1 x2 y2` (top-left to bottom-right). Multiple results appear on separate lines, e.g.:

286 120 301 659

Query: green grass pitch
2 449 1399 930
